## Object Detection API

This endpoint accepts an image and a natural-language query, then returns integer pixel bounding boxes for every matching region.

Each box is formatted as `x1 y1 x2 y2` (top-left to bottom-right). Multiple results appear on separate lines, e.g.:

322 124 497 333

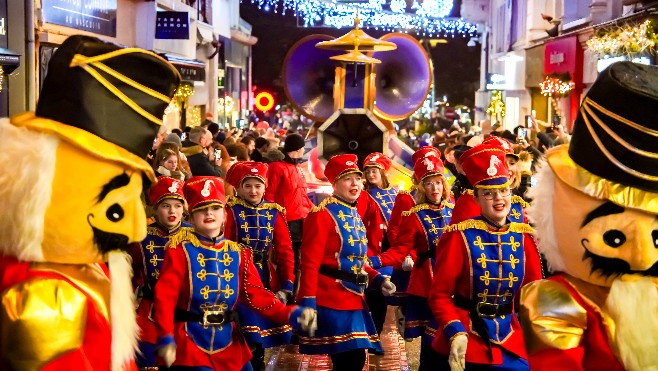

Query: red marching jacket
153 234 300 370
386 190 415 246
264 160 313 222
224 198 295 291
428 220 543 365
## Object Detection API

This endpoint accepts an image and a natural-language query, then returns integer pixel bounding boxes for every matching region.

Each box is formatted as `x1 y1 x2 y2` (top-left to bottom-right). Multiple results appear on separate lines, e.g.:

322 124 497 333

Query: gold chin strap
580 98 658 181
69 48 182 126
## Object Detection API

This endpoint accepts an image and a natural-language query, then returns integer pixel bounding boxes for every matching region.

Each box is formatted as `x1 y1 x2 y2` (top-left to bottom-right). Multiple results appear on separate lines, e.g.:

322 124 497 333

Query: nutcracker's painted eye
602 230 625 248
106 204 124 222
652 230 658 248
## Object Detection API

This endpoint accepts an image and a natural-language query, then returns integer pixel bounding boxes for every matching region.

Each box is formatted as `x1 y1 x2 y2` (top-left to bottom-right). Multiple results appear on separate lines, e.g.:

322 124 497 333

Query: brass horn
372 33 432 121
282 34 341 122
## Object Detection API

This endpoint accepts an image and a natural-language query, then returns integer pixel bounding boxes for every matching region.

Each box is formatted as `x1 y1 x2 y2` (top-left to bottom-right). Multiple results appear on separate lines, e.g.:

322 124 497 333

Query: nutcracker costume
450 137 528 225
296 154 396 371
370 155 452 369
0 35 180 370
154 176 313 371
428 144 542 370
130 176 192 369
385 146 441 308
224 161 295 370
356 152 397 336
520 61 658 370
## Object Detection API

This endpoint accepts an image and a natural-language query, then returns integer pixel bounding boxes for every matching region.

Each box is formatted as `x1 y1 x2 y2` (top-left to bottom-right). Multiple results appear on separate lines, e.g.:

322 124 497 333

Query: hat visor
333 169 363 183
155 194 185 206
473 177 511 189
547 145 658 214
12 112 156 182
419 171 444 182
190 200 224 213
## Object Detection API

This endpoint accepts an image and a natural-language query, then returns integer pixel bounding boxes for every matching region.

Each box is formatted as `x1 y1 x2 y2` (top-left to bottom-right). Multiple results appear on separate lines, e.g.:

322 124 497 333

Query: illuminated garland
0 66 3 93
486 90 505 119
586 20 658 57
539 76 574 98
242 0 477 37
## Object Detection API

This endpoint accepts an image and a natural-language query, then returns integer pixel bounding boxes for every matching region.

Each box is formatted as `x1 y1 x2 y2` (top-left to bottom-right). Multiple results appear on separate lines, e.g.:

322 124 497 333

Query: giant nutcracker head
529 62 658 367
0 35 180 367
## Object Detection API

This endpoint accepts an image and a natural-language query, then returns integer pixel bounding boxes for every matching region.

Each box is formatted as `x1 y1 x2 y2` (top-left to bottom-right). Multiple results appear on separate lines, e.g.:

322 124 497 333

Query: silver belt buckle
203 310 225 326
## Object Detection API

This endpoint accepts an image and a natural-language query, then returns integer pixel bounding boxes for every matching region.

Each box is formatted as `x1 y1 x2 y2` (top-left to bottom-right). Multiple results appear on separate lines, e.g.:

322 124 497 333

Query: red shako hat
413 155 444 182
412 145 440 165
184 176 225 212
324 154 362 184
483 136 518 159
459 144 510 188
149 176 185 206
363 152 392 171
226 161 268 188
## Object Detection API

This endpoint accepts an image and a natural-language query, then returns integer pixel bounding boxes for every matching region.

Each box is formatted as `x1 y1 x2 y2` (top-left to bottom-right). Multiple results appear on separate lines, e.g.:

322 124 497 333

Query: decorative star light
243 0 477 37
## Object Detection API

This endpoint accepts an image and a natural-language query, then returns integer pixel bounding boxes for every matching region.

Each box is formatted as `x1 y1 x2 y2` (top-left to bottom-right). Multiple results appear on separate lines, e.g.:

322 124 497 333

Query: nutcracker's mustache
581 238 658 277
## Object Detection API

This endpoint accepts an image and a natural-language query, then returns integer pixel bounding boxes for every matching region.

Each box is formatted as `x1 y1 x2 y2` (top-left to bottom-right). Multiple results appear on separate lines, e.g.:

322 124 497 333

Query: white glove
275 290 292 305
448 334 468 371
298 308 318 337
158 343 177 367
402 256 414 271
381 280 396 296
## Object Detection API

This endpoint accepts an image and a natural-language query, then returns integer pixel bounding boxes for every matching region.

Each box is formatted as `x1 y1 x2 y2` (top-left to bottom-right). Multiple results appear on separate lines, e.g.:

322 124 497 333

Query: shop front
543 36 584 130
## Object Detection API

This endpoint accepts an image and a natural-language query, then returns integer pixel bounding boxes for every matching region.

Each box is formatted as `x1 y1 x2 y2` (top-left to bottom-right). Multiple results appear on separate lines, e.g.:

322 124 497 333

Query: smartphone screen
181 133 187 141
525 115 532 128
517 128 527 142
214 148 221 159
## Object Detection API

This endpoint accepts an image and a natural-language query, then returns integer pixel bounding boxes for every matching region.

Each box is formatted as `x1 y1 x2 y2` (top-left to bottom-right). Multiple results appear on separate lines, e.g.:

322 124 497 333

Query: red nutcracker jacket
370 201 453 297
428 219 542 365
264 160 313 221
153 232 302 370
357 189 387 256
296 196 386 310
519 274 625 371
224 197 294 291
0 255 136 371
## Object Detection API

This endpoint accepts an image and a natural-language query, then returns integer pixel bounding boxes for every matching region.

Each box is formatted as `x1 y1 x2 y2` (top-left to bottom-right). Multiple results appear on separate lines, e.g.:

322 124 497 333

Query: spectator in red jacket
265 133 313 294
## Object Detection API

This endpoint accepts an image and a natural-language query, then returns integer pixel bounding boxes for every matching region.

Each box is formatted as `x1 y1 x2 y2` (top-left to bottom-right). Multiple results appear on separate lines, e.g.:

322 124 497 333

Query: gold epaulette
443 220 535 234
146 226 160 235
511 195 530 208
224 240 242 252
464 189 474 196
402 199 454 216
226 196 287 214
166 228 200 249
310 197 342 212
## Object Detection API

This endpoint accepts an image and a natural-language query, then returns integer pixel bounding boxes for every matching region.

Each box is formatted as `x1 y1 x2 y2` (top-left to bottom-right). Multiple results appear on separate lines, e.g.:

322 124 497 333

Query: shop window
563 0 590 25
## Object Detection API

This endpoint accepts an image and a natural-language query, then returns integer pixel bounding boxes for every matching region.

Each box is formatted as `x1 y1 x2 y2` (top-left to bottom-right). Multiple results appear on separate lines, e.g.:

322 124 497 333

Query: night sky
240 1 481 108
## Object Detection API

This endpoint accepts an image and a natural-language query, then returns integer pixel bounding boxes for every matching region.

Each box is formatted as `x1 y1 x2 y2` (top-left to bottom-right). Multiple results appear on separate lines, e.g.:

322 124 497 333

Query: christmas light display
243 0 477 37
539 76 575 98
586 20 658 57
218 95 235 112
486 90 505 122
187 105 202 127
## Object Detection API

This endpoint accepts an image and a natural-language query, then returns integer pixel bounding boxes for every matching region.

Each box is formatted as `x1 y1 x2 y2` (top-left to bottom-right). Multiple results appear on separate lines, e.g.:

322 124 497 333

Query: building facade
3 0 255 128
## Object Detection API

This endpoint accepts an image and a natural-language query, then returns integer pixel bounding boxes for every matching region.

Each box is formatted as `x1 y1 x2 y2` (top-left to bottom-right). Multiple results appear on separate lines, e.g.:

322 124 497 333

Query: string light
586 20 657 57
218 96 235 112
187 105 202 127
539 76 575 98
242 0 477 37
486 90 505 120
0 66 4 93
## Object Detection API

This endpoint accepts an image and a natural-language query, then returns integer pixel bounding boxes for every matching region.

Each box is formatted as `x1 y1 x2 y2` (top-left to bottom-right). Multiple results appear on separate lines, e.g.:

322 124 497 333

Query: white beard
109 251 139 371
604 277 658 371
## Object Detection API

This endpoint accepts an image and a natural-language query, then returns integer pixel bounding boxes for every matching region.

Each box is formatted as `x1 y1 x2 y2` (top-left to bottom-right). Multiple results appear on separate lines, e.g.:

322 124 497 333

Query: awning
163 54 206 82
230 29 258 46
197 23 215 45
0 48 21 75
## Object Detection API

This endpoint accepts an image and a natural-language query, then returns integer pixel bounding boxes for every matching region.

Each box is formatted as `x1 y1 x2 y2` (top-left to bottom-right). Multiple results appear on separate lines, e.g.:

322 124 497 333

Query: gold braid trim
402 199 454 216
146 225 194 236
224 240 242 252
464 189 474 196
511 195 530 208
310 196 354 212
443 220 535 234
226 196 286 214
166 228 199 249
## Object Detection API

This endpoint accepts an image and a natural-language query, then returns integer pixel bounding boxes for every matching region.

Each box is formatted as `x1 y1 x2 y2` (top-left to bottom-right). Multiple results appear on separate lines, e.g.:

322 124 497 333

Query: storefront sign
42 0 117 37
544 36 583 79
163 54 205 82
156 11 190 40
486 73 506 90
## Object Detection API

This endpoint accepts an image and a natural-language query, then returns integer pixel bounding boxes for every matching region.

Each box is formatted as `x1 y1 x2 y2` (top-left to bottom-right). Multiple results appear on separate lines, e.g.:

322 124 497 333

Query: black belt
319 266 368 286
141 286 154 301
174 309 238 327
453 295 513 357
251 249 268 264
415 248 435 268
